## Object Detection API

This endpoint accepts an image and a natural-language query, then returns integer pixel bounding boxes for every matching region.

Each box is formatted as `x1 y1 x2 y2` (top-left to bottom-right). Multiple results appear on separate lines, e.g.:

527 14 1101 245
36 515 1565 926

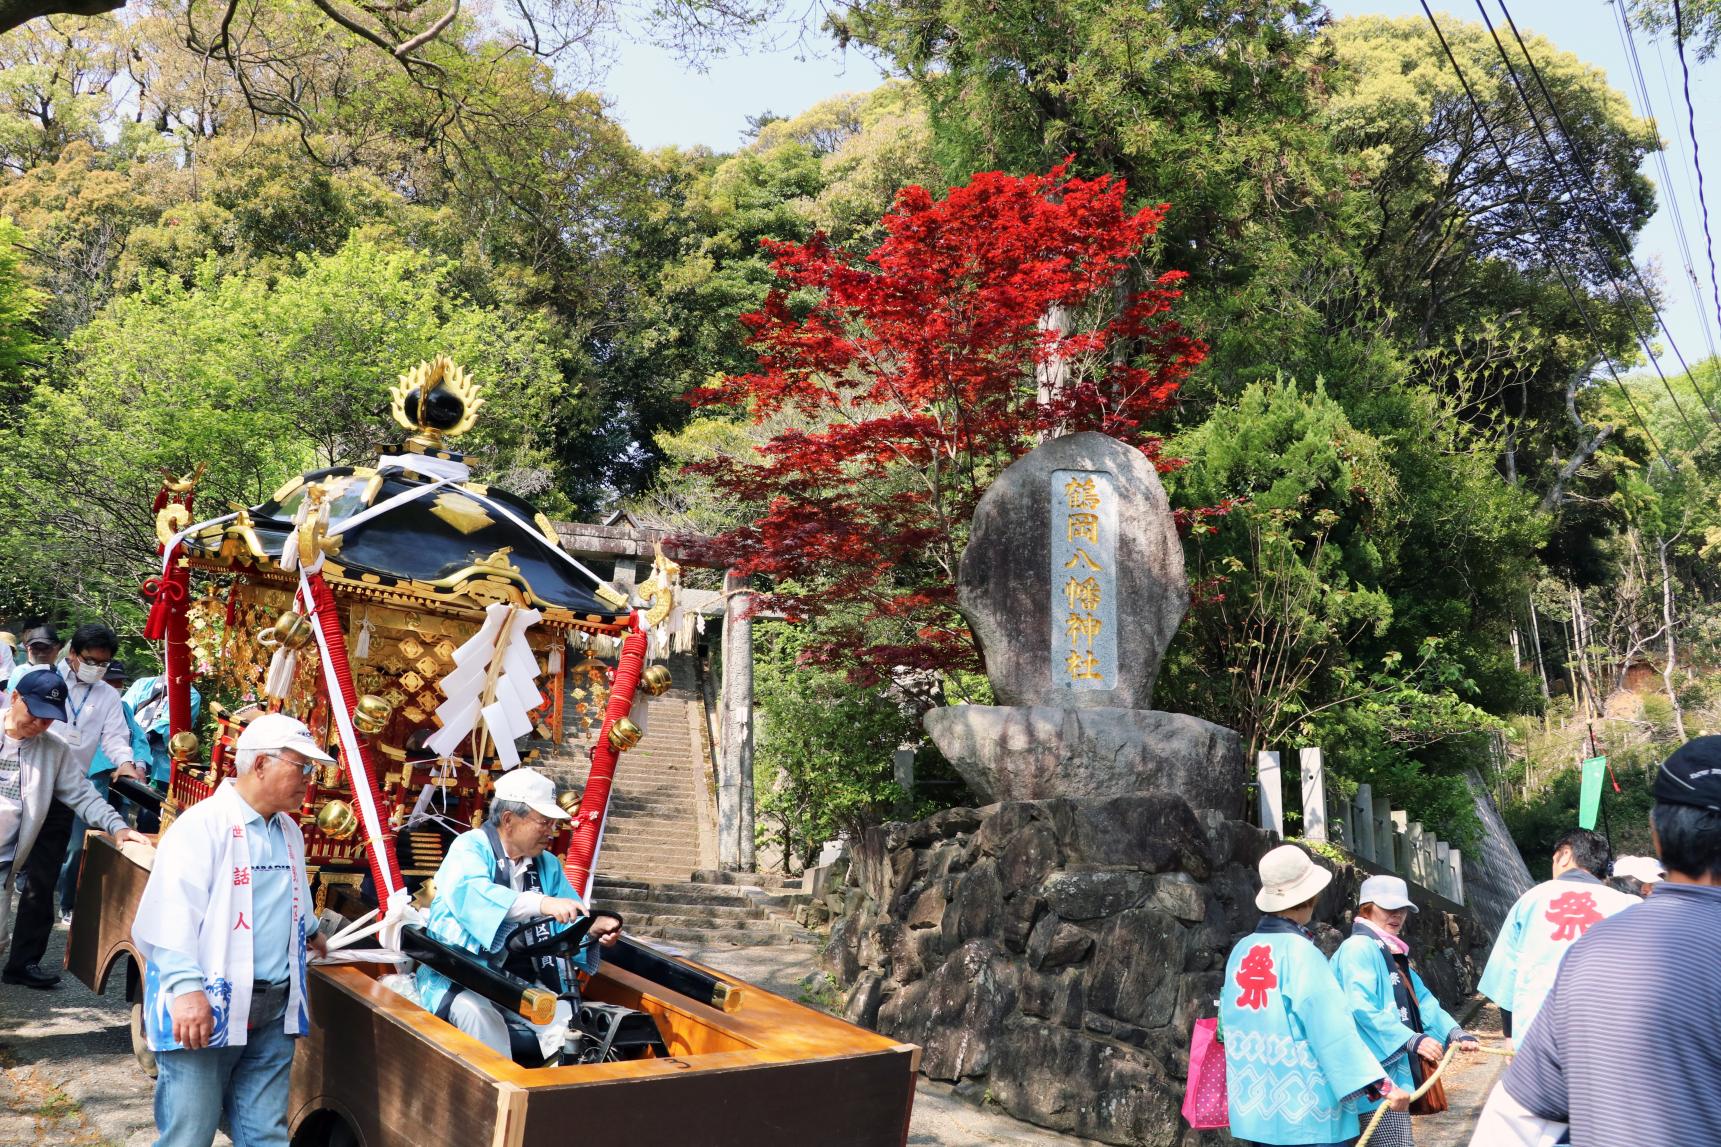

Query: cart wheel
292 1110 362 1147
130 1001 158 1078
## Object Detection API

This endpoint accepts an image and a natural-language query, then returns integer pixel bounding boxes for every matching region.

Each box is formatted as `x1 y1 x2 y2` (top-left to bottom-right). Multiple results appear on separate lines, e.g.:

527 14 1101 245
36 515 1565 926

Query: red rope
564 623 647 895
303 571 404 900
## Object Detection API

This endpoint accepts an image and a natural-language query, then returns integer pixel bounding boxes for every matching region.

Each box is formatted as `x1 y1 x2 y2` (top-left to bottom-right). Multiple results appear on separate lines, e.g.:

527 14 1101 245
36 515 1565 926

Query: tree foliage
689 163 1203 680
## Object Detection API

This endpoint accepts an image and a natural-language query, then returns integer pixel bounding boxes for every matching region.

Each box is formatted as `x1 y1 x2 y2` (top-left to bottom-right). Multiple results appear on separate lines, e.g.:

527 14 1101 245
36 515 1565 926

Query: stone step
602 826 701 841
624 925 820 947
592 882 765 906
592 900 769 921
606 913 788 933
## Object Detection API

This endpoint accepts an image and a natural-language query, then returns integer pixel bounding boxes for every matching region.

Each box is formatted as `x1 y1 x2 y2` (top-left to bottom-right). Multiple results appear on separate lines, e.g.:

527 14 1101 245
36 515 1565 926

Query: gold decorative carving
429 491 493 535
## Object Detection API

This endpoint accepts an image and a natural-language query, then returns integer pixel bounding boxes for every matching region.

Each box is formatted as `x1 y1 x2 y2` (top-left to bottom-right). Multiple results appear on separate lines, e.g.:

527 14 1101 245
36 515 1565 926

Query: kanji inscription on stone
1051 469 1118 689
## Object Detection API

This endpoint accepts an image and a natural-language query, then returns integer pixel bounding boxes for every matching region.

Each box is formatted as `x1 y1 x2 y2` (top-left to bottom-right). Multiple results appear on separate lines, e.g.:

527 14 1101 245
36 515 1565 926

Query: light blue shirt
155 788 308 996
415 828 599 1012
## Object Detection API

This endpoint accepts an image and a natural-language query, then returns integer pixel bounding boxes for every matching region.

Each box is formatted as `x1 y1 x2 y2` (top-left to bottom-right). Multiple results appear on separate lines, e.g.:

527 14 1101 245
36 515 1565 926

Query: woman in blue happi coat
1222 844 1408 1146
1330 875 1479 1147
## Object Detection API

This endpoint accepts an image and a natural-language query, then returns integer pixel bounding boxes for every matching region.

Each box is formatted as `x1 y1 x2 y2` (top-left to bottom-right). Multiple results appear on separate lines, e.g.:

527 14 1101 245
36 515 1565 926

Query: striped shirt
1502 881 1721 1146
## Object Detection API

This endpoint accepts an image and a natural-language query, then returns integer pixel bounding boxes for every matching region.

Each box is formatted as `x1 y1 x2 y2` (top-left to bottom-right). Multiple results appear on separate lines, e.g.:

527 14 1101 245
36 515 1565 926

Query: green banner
1579 756 1607 830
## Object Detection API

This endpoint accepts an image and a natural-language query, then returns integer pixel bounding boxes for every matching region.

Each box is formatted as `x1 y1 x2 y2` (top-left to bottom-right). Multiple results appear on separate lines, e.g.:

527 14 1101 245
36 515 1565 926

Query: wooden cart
69 835 919 1147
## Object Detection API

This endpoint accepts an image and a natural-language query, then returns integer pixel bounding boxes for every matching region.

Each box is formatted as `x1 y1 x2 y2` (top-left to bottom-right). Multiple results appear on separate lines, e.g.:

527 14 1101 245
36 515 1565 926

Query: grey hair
488 799 533 826
234 746 265 775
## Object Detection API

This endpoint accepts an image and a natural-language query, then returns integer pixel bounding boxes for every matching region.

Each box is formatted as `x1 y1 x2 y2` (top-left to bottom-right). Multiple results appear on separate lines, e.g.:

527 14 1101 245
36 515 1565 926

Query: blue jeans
153 1010 297 1147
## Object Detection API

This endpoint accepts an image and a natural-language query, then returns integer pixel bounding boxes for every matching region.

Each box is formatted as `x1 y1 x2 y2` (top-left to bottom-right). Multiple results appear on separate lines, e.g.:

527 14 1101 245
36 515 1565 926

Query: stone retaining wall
822 794 1492 1146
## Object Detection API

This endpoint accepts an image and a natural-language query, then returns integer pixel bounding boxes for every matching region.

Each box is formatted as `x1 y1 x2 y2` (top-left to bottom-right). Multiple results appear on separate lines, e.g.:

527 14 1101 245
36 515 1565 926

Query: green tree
0 237 569 624
0 216 44 398
753 621 967 871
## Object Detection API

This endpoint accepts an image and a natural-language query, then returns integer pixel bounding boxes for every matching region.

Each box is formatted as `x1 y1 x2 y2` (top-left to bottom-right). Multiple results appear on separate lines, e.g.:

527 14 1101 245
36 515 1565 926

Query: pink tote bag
1181 1017 1229 1130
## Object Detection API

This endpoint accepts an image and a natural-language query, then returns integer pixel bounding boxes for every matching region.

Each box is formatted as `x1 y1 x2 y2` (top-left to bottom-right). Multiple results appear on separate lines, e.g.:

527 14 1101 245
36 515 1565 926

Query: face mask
74 660 106 685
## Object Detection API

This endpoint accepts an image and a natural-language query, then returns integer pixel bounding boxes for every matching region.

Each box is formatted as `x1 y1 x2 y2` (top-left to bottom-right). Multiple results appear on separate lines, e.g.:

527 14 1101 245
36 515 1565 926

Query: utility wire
1481 0 1718 435
1416 0 1674 474
1619 3 1721 374
1671 0 1721 363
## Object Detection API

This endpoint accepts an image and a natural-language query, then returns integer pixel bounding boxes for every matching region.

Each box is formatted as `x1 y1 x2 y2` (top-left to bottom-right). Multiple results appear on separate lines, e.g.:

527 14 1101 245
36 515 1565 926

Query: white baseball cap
1612 855 1665 884
237 712 336 763
1256 844 1333 912
492 767 569 821
1358 874 1419 913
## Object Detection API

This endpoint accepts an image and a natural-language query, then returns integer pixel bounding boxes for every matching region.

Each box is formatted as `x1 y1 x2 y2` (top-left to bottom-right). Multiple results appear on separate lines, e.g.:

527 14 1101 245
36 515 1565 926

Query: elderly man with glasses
417 766 622 1063
133 713 331 1147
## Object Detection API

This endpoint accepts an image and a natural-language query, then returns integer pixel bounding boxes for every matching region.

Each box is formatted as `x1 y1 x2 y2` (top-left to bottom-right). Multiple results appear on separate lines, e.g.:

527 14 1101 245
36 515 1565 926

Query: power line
1415 1 1675 474
1618 2 1721 373
1481 0 1719 435
1670 0 1721 368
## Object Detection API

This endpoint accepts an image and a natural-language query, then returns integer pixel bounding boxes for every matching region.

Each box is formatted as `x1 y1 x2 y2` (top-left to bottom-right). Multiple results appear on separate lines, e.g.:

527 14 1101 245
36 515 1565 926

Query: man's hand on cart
171 990 215 1050
591 915 622 948
111 827 150 848
111 761 145 783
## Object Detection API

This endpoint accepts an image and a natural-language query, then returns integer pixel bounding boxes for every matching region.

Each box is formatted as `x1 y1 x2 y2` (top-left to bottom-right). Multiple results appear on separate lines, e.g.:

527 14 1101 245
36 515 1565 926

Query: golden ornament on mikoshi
568 657 612 738
316 799 359 841
169 730 200 761
607 717 642 752
352 694 393 735
261 610 314 651
640 664 673 697
556 789 581 815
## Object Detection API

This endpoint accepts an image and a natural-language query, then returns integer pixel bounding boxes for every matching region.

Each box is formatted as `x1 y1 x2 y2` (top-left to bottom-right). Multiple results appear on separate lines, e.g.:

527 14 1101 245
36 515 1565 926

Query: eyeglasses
263 752 318 777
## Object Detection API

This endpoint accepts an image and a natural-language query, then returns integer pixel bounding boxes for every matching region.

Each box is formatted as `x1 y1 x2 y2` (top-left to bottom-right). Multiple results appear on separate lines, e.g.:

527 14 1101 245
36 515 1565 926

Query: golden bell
169 731 200 761
640 664 673 697
556 789 581 815
607 717 642 752
316 799 359 840
352 694 393 735
269 610 315 650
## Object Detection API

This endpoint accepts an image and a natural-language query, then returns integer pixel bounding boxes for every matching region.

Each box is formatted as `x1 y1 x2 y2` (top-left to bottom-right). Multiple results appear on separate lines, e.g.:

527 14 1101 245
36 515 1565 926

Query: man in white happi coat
133 713 330 1147
1477 826 1639 1045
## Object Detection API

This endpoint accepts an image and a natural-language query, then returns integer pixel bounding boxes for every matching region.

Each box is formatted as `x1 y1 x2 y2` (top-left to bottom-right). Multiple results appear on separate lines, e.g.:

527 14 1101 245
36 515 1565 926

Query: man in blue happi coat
1223 844 1407 1146
1477 827 1638 1044
417 767 621 1062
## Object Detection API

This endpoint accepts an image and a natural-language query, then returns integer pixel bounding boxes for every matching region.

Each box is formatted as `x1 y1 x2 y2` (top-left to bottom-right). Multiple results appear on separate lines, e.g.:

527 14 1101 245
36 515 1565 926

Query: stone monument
924 431 1245 817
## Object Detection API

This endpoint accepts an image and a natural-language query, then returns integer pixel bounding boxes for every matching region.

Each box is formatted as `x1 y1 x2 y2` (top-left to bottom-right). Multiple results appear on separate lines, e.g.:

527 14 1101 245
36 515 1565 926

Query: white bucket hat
1255 844 1333 912
1358 873 1419 913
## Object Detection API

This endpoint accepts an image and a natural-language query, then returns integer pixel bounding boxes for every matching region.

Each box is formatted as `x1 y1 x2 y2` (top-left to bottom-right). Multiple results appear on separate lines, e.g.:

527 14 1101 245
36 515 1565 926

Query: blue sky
600 3 1721 375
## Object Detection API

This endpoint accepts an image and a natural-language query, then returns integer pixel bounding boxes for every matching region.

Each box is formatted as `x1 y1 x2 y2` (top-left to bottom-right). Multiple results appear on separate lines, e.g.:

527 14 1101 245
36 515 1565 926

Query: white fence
1257 748 1465 906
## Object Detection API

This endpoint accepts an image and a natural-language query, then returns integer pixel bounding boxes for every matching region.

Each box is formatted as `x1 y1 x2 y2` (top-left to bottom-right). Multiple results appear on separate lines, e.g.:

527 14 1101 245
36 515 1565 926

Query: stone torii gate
552 511 757 871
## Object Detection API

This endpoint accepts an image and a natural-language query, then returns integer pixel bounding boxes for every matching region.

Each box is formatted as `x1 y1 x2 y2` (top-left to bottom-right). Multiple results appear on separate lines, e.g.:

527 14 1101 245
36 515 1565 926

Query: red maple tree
688 163 1206 682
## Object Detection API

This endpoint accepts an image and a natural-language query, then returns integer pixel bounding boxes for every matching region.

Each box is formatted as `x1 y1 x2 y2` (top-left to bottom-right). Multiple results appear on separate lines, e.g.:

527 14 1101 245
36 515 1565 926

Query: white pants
445 989 572 1062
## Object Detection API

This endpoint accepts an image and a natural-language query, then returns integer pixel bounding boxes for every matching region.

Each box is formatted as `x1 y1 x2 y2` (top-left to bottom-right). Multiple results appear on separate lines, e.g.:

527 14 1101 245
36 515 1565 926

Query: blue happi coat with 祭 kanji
1477 871 1638 1042
1221 916 1388 1146
1331 924 1462 1112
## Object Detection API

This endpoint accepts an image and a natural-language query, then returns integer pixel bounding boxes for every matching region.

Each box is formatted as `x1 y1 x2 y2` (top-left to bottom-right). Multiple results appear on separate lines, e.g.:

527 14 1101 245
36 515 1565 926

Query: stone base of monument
924 705 1246 819
823 794 1488 1147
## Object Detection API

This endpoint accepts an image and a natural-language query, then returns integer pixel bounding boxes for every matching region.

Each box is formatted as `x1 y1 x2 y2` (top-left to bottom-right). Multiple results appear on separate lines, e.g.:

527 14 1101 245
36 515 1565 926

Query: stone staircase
555 692 712 884
589 875 821 948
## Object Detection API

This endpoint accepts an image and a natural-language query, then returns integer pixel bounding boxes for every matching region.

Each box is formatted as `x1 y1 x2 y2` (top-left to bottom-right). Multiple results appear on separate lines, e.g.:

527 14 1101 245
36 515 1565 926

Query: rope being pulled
1354 1043 1516 1147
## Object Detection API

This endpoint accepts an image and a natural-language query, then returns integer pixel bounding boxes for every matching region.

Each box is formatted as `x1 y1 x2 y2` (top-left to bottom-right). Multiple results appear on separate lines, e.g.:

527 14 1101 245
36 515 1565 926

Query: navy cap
21 625 57 650
1654 736 1721 812
14 668 68 721
103 659 128 684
